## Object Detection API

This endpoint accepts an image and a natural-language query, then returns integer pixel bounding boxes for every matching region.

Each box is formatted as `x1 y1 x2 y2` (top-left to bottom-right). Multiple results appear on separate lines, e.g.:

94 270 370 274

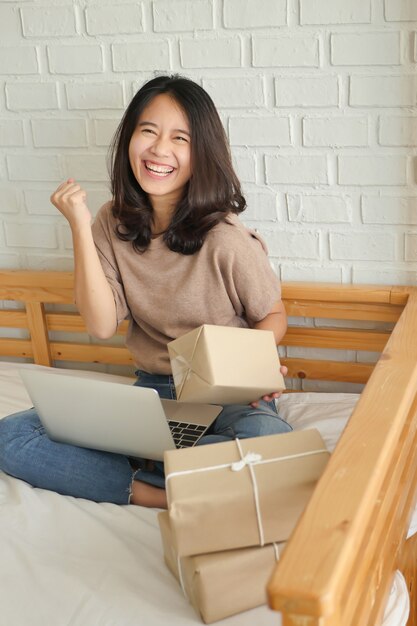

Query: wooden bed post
26 301 52 367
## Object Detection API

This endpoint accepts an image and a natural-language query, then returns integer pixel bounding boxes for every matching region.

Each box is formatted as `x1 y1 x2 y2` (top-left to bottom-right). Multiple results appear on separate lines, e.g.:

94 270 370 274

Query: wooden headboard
0 270 407 389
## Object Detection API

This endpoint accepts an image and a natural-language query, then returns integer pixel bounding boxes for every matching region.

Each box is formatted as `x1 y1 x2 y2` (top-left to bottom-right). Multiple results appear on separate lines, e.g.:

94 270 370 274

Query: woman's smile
143 160 175 178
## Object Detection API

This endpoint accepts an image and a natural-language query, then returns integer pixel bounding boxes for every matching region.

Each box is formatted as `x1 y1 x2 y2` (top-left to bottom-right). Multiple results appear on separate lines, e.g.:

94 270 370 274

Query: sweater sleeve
215 219 281 323
91 204 130 324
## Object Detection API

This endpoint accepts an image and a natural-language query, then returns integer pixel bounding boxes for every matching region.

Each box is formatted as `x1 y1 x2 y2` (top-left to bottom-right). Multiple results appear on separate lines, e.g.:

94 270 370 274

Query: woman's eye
175 136 188 142
142 128 155 135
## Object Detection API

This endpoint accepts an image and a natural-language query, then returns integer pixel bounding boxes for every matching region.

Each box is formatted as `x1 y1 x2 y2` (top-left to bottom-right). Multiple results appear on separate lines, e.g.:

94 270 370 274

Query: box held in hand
167 325 285 405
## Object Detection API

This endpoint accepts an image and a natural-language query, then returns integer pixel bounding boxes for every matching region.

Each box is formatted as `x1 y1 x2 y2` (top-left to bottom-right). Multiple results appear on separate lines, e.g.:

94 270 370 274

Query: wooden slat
46 312 86 333
283 300 402 323
282 358 374 384
0 270 74 289
281 282 395 304
268 290 417 622
0 309 27 328
0 338 33 358
26 302 52 367
0 286 73 304
281 327 390 352
46 312 129 335
50 342 133 365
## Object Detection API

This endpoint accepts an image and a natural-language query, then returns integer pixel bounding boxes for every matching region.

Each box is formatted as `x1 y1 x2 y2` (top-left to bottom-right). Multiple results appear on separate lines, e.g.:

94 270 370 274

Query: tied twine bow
231 452 262 472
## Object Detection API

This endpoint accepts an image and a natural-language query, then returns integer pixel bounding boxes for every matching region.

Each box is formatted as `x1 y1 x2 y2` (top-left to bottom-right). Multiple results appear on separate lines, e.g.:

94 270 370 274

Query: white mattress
0 362 410 626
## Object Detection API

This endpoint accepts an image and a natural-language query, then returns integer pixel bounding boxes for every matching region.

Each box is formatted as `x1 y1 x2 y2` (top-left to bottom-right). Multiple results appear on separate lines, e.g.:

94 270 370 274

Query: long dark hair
109 74 246 254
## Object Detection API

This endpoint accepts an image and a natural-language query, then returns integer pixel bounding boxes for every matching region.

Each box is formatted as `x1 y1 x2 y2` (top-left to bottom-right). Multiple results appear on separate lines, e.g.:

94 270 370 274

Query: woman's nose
150 135 170 157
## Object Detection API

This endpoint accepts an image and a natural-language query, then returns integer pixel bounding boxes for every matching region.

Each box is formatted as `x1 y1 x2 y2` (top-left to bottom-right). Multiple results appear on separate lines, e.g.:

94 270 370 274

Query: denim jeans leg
197 400 292 445
0 408 135 504
131 370 176 488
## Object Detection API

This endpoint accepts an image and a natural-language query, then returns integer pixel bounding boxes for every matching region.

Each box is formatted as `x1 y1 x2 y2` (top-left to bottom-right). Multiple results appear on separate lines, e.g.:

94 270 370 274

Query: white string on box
177 555 187 599
232 438 265 545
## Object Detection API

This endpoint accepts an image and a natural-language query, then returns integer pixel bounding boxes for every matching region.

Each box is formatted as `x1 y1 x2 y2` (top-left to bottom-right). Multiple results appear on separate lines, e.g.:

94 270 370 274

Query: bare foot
130 480 167 508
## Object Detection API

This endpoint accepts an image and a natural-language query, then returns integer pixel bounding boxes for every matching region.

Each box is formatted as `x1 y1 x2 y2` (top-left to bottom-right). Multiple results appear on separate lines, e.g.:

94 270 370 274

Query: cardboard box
165 429 329 557
167 325 285 405
158 511 285 623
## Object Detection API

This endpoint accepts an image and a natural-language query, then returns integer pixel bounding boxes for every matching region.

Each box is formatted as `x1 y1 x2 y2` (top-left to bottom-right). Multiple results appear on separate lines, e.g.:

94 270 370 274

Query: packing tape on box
165 438 328 548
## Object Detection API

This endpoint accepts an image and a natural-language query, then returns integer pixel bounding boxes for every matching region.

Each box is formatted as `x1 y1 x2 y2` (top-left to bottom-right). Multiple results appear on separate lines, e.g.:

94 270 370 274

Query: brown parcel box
165 429 329 557
158 511 285 624
167 325 285 405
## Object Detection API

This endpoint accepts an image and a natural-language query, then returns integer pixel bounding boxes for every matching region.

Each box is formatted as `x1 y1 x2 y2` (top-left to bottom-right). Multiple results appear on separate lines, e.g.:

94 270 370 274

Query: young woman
0 75 291 509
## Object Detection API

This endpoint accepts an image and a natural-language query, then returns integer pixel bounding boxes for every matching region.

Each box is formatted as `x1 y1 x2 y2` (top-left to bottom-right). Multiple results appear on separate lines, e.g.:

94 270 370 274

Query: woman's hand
50 179 92 230
250 365 287 408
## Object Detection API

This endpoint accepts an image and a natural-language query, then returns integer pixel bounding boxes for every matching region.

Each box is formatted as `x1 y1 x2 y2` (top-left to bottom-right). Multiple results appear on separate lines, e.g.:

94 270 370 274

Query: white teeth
145 162 174 175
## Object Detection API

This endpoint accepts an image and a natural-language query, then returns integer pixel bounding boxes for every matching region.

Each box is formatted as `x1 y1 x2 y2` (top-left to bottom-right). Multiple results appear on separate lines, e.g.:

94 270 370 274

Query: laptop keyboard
168 421 207 448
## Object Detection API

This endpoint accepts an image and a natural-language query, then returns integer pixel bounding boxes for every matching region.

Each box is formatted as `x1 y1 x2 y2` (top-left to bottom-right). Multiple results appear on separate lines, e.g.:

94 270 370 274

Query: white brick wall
180 36 241 68
153 0 213 32
0 120 25 146
330 32 401 66
0 0 416 288
31 119 88 148
224 0 286 29
300 0 371 25
20 6 77 38
85 5 144 36
229 116 291 146
5 82 59 110
252 34 320 68
47 45 104 75
302 117 368 147
275 76 339 108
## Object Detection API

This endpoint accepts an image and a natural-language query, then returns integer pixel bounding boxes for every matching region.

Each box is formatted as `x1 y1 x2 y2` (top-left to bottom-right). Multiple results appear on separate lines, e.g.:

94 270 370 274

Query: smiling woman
1 75 288 510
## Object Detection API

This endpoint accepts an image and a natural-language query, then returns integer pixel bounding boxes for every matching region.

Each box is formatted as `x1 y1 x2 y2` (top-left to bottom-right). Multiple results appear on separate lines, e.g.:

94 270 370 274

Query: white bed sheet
0 363 410 626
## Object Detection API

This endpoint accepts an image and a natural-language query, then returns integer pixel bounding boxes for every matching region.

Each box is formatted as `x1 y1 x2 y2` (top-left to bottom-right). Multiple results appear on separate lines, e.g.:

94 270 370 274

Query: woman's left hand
250 365 288 408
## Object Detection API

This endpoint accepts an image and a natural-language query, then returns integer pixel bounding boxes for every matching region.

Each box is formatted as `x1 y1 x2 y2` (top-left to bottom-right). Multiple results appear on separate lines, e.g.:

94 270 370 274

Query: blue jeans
0 370 292 504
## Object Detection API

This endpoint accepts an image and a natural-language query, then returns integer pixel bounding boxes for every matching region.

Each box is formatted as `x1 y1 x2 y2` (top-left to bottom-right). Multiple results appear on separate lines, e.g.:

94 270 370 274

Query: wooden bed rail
0 271 406 389
268 286 417 626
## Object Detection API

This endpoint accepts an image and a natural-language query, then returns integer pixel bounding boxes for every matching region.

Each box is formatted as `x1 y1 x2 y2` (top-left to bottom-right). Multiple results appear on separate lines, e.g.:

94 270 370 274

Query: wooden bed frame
1 270 416 626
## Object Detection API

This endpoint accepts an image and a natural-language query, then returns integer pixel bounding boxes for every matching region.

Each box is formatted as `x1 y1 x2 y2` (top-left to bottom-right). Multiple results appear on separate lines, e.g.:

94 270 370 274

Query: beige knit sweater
92 204 281 374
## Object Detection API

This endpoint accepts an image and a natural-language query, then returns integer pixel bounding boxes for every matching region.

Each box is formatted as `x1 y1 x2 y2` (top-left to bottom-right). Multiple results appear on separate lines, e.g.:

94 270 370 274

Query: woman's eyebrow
138 121 157 127
138 121 190 136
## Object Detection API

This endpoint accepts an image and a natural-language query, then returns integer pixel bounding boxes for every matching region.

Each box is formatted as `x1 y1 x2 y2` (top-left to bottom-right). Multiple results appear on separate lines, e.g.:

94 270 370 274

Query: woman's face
128 93 192 210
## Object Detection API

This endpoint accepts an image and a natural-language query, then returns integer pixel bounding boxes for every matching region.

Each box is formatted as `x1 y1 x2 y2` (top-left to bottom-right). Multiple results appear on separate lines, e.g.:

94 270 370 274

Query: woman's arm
249 299 288 408
252 299 287 345
50 180 118 339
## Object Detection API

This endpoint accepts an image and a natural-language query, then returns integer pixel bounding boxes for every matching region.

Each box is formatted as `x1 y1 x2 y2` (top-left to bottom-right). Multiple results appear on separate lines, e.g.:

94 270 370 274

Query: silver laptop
19 369 222 461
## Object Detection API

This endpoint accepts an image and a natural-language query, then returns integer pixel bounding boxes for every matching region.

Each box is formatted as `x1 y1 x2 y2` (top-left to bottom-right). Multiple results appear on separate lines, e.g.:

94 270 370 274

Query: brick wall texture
0 0 416 285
